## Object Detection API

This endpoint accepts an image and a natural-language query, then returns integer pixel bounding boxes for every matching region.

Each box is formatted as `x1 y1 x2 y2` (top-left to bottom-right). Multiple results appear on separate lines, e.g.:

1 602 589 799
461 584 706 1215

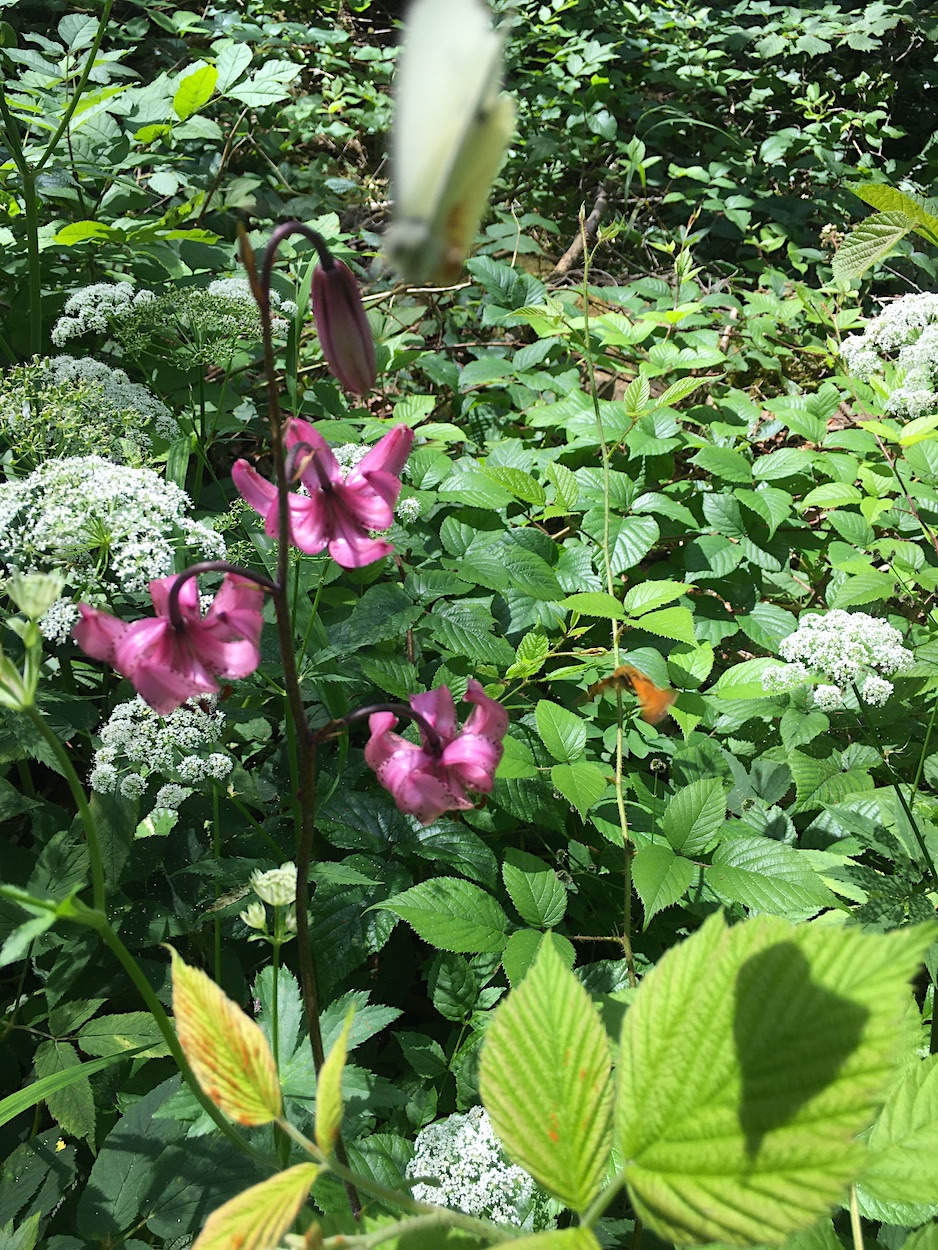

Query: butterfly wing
387 0 514 284
623 666 677 724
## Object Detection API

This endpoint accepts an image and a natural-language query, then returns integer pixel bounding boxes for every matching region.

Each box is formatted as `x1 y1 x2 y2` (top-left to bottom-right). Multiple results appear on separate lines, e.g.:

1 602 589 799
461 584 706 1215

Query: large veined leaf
376 878 509 953
860 1055 938 1205
832 211 914 282
502 848 567 928
632 844 695 927
847 183 938 243
480 936 614 1212
618 912 933 1245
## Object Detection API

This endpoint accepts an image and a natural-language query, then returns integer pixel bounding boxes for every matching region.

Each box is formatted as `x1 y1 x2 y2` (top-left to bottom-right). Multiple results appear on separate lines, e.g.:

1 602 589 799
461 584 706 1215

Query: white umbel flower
250 862 298 908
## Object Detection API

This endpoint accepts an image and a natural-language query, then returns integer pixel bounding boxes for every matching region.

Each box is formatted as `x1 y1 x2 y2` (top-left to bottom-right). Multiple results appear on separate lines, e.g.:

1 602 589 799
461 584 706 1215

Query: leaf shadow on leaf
733 942 867 1159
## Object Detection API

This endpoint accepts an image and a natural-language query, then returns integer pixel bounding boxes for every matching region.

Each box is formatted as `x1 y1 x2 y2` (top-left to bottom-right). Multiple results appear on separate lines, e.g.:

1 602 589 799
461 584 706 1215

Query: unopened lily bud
311 258 377 396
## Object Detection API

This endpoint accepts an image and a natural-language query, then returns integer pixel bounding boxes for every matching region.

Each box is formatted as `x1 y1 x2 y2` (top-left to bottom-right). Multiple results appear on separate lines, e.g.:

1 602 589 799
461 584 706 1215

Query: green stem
24 704 105 912
212 783 222 984
577 216 637 986
849 1185 864 1250
581 1168 628 1228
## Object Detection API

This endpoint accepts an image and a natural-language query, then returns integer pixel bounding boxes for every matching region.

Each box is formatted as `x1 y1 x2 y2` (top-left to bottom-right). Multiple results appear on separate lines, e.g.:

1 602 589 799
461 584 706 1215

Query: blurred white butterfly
386 0 516 286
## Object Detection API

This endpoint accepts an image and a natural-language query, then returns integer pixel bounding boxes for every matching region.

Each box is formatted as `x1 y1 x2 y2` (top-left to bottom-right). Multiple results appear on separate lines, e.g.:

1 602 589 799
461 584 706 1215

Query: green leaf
618 912 934 1245
33 1041 95 1141
632 845 695 927
833 211 915 282
551 761 608 816
0 1046 145 1130
438 471 516 508
622 581 687 616
860 1055 938 1204
484 466 545 506
77 1011 169 1059
502 929 576 987
480 937 614 1211
535 701 587 763
546 461 579 510
790 750 876 813
396 1030 448 1078
502 848 567 928
376 879 509 953
501 1232 602 1250
560 592 625 620
316 1007 353 1155
827 570 897 608
506 631 549 679
633 606 696 644
173 64 218 121
847 183 938 244
705 837 837 920
660 779 726 855
228 59 301 107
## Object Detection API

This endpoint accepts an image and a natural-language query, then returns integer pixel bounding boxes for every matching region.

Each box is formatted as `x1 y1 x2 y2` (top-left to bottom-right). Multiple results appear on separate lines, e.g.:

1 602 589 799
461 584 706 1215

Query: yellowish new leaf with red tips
170 947 282 1125
192 1162 321 1250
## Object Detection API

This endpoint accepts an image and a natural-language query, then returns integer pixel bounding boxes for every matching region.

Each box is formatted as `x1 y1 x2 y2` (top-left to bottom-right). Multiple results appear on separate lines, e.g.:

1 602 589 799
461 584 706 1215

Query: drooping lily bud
310 258 377 397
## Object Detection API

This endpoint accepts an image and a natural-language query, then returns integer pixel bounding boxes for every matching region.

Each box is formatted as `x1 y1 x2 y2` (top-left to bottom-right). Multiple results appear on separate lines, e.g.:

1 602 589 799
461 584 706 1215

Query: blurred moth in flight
586 665 677 724
386 0 516 285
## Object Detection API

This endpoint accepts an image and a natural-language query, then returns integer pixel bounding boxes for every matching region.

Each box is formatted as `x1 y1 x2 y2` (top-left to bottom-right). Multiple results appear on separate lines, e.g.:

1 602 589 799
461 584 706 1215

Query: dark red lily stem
165 561 278 631
314 703 445 756
239 224 360 1217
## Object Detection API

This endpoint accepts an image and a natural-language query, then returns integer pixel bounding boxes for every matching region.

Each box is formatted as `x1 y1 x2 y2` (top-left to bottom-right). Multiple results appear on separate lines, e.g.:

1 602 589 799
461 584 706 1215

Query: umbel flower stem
239 224 361 1216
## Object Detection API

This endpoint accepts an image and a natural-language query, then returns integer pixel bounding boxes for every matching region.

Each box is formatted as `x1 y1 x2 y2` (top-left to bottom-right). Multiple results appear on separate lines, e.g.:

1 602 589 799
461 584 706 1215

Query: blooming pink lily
73 573 265 716
364 679 508 825
232 419 413 568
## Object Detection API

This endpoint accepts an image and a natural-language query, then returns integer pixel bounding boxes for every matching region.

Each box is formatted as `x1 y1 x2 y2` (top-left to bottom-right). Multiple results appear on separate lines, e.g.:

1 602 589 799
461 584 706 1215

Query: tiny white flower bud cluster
39 598 81 645
840 293 938 419
762 610 913 709
406 1106 554 1229
89 696 231 811
0 456 225 599
51 283 157 345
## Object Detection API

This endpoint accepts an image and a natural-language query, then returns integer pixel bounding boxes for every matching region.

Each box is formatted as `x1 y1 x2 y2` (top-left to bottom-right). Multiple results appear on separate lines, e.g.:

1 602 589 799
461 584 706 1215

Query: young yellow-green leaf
503 1231 602 1250
860 1054 938 1205
192 1162 320 1250
560 591 626 620
846 183 938 244
173 64 218 121
316 1006 354 1155
480 935 614 1212
832 211 914 282
618 912 933 1246
170 948 282 1125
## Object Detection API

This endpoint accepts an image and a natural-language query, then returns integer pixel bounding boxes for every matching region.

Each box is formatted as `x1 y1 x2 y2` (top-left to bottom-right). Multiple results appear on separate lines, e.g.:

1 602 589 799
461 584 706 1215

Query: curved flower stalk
73 566 269 715
363 680 508 824
232 419 413 568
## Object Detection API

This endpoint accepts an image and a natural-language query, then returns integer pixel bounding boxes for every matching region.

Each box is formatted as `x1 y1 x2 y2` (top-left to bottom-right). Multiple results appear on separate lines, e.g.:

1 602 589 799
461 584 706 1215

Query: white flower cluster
89 697 232 813
207 276 298 331
0 356 177 469
249 862 298 907
840 293 938 419
0 456 226 598
407 1107 554 1229
762 610 913 708
51 283 157 346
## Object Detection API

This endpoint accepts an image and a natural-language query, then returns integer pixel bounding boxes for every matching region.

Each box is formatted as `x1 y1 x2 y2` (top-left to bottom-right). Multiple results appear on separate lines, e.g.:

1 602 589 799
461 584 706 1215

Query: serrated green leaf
536 701 587 763
833 211 915 282
860 1055 938 1204
705 837 837 920
560 592 625 619
633 606 696 644
484 466 546 506
660 779 726 855
77 1011 169 1059
622 581 686 616
34 1041 95 1141
790 750 876 813
376 878 509 953
0 1046 145 1131
506 631 550 679
480 937 614 1211
632 844 695 927
502 848 567 928
502 928 576 987
551 761 607 815
618 912 934 1245
847 183 938 244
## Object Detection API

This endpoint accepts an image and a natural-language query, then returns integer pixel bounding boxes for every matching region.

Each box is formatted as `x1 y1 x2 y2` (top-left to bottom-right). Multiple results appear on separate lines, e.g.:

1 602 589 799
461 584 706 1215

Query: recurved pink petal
410 686 460 744
334 480 395 532
440 734 503 794
351 426 414 483
73 604 127 663
287 494 330 555
206 574 265 643
463 678 510 743
233 459 278 519
131 662 217 716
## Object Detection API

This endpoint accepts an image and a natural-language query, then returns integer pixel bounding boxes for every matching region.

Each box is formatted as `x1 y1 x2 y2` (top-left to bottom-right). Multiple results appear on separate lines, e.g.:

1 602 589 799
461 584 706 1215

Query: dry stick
549 187 608 282
240 223 361 1217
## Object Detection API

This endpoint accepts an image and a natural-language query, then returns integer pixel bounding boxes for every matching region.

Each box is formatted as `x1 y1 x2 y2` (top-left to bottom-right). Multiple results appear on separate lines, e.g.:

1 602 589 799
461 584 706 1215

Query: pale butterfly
385 0 516 286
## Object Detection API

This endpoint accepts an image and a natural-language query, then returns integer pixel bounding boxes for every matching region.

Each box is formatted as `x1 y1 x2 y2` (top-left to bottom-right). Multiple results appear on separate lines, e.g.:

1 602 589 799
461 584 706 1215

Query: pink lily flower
364 679 509 825
232 419 413 569
73 573 265 716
